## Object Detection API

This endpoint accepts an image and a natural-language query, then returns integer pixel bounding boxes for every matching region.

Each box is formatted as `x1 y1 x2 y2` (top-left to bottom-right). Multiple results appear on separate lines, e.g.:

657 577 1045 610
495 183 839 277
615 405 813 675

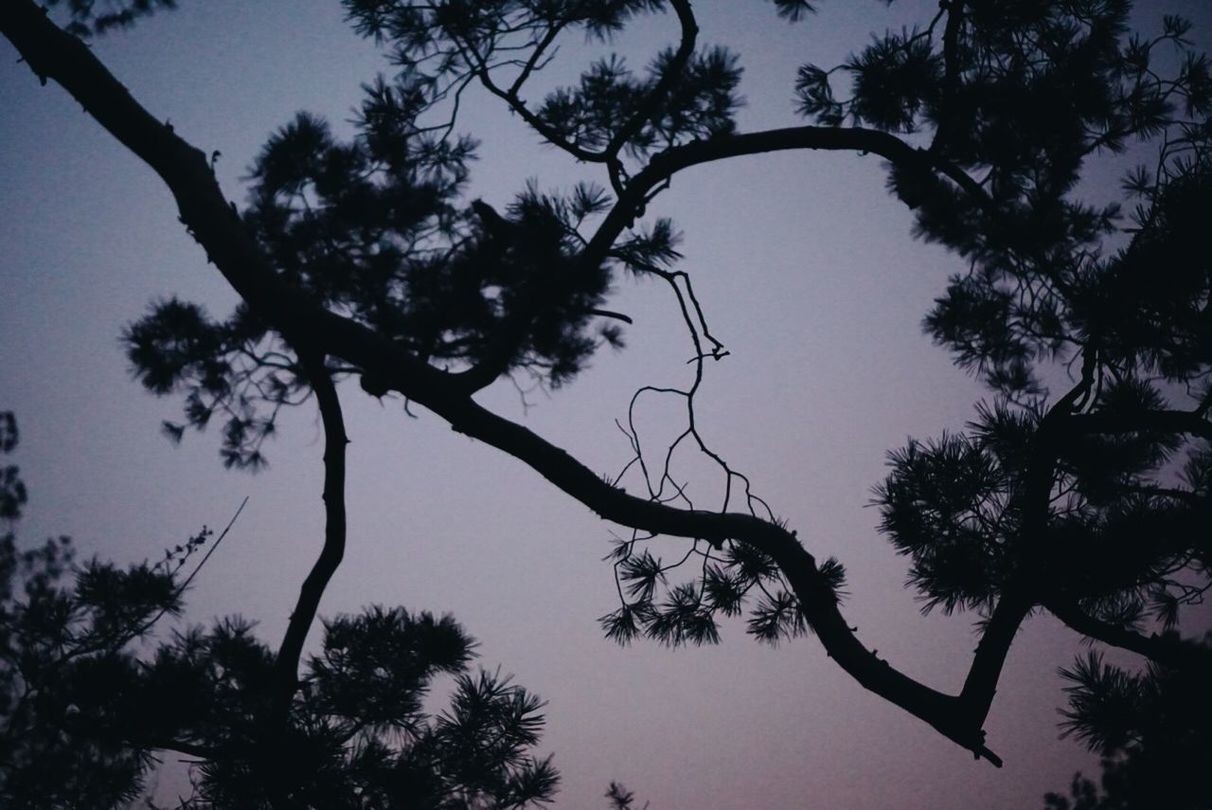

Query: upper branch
466 39 609 165
507 20 566 97
602 0 699 161
583 124 992 270
929 0 966 154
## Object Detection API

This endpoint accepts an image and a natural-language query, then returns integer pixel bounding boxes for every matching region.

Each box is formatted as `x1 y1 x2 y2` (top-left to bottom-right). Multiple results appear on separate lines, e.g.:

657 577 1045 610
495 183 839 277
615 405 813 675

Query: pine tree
0 413 559 809
2 0 1209 773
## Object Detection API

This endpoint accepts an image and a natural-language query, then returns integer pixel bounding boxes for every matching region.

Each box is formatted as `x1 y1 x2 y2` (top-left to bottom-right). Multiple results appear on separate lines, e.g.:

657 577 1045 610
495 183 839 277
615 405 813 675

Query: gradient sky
2 2 1210 807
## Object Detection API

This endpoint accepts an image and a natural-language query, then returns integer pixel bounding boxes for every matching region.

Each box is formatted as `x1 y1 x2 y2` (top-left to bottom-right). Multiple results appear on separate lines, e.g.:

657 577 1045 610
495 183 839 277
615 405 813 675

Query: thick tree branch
957 361 1099 723
0 0 1010 765
1043 598 1212 675
929 0 966 154
268 351 348 728
583 124 991 269
1017 353 1098 580
957 590 1032 727
1067 409 1212 441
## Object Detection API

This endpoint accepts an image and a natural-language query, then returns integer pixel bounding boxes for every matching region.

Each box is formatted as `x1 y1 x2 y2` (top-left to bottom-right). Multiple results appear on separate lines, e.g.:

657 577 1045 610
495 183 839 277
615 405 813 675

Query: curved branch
582 124 991 269
268 351 348 726
437 390 1003 764
467 41 607 165
1043 598 1212 675
1 0 1011 765
602 0 698 160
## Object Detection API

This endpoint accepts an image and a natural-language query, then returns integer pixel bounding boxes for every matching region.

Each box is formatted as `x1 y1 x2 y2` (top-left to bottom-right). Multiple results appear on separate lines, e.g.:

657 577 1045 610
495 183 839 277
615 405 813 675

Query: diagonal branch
1043 598 1212 675
1 0 1015 765
957 589 1033 726
465 38 607 165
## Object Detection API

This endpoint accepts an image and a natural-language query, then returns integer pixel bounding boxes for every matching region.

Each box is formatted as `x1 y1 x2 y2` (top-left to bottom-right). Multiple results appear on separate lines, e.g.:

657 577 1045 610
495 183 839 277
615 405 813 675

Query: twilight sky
2 2 1210 807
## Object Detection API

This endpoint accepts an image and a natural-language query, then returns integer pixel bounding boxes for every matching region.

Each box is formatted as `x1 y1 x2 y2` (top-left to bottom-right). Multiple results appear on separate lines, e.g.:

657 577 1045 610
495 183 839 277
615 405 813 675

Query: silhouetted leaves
46 0 177 36
0 413 25 523
0 533 179 805
769 0 817 24
128 50 639 463
795 63 844 125
847 31 941 133
747 589 807 645
1 547 561 808
0 415 558 807
601 531 846 648
875 431 1011 614
1046 640 1212 809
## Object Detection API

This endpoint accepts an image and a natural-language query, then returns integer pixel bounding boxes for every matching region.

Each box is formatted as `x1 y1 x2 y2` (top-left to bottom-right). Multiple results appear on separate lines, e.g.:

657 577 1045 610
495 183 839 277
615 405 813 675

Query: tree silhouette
1042 637 1212 809
1 0 1210 775
0 413 559 808
41 0 176 36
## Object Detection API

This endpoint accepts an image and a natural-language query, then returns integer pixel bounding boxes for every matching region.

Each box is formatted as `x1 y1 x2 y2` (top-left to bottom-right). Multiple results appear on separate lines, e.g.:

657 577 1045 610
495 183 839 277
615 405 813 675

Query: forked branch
0 0 1028 765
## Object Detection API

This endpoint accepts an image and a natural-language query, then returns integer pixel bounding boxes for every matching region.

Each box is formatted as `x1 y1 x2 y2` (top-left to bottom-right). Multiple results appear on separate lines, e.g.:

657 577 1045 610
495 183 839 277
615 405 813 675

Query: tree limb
268 351 347 729
1043 598 1212 675
929 0 966 154
958 589 1033 727
0 0 1013 765
583 124 992 270
1067 409 1212 441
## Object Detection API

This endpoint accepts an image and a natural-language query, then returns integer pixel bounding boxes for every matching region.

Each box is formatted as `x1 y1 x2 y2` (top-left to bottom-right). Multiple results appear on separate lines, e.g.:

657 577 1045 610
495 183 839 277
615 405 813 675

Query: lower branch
440 394 1006 765
268 352 348 727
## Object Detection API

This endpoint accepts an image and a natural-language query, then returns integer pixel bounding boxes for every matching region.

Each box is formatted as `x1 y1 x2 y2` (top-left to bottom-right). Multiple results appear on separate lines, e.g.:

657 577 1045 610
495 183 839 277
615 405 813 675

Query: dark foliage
122 0 722 468
0 414 558 809
808 1 1212 797
5 0 1212 785
116 0 1212 704
855 1 1212 642
1043 639 1212 810
45 0 176 36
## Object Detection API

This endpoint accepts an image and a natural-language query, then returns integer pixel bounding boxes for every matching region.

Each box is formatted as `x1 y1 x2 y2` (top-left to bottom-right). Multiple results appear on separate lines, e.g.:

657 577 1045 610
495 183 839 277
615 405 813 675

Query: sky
2 1 1210 807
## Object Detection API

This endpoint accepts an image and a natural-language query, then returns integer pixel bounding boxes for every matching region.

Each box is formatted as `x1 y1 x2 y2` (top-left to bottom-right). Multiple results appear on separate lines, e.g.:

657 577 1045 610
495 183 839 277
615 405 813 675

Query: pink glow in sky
2 1 1210 807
